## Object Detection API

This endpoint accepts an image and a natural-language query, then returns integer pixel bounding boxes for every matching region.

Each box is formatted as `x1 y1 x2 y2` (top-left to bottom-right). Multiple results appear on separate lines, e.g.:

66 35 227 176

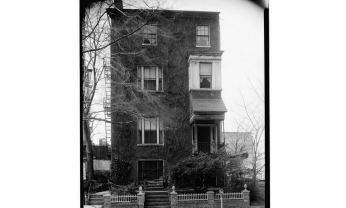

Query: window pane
200 76 211 88
158 68 162 78
144 80 156 90
200 63 212 75
149 67 156 79
142 24 157 45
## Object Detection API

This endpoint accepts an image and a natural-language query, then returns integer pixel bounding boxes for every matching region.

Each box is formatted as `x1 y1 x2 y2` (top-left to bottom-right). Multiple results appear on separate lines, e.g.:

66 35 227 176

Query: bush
110 182 137 195
171 152 226 192
225 171 264 203
94 170 111 183
110 158 133 185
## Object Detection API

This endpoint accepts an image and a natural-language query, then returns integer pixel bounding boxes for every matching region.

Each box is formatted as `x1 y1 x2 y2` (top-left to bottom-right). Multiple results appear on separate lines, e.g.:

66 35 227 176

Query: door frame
137 159 165 180
195 124 217 153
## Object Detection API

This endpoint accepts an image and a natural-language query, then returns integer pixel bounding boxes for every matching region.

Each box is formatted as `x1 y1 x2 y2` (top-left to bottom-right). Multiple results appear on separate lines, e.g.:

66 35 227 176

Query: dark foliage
110 158 133 185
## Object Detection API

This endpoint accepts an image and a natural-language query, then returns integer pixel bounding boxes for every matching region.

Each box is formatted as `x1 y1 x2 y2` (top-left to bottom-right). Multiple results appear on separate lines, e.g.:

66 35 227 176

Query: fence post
170 186 178 208
138 186 145 208
242 184 250 208
207 191 215 208
103 193 111 208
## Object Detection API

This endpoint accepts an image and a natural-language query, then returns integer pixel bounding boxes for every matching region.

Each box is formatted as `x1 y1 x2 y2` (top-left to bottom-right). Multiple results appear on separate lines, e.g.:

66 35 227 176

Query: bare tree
231 78 265 181
82 0 175 181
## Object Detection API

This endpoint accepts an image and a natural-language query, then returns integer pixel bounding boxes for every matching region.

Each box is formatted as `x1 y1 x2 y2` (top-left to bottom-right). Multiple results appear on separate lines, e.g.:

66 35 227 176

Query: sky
90 0 265 145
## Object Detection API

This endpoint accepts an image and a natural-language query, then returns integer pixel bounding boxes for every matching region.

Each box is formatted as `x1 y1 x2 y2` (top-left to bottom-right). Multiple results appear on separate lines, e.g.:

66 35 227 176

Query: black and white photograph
82 0 267 207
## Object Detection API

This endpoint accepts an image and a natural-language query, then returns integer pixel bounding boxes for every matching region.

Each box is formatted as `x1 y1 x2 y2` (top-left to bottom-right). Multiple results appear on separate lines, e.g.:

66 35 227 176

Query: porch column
193 122 197 152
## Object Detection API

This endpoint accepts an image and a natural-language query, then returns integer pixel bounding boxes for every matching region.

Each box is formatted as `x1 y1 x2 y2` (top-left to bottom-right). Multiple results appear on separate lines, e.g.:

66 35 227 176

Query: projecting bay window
137 66 163 91
196 25 210 47
199 63 212 88
137 118 164 145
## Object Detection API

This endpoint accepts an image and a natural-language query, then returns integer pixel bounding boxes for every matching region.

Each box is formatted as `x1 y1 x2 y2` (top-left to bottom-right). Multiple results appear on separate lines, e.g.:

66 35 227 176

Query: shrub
110 158 133 185
94 170 111 183
171 152 226 192
110 182 137 195
225 171 263 203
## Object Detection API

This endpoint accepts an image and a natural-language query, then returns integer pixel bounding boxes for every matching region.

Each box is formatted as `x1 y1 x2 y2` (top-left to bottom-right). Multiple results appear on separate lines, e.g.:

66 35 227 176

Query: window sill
137 144 164 147
142 44 157 46
196 45 211 48
138 90 164 93
190 88 222 92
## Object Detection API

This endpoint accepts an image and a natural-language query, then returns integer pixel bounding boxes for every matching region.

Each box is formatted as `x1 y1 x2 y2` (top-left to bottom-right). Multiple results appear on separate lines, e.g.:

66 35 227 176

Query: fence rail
111 195 137 203
215 192 244 200
177 193 208 201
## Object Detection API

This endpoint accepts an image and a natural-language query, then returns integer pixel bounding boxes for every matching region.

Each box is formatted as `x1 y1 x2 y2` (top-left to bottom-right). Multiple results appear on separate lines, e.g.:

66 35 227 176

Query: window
199 63 212 88
137 118 164 145
196 25 210 46
138 160 163 180
137 66 163 91
141 24 157 45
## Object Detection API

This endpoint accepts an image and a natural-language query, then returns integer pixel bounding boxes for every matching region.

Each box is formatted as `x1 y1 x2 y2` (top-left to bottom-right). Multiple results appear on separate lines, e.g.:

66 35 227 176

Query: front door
138 160 163 180
197 126 211 153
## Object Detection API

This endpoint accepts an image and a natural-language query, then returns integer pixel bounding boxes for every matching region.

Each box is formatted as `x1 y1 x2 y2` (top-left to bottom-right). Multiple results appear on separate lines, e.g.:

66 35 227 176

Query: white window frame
199 62 212 89
137 117 164 146
141 24 157 45
137 66 163 91
196 25 211 47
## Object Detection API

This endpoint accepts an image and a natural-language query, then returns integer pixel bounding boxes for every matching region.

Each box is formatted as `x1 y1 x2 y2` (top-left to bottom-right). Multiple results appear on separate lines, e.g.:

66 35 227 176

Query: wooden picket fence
111 195 137 203
177 193 208 201
215 192 244 200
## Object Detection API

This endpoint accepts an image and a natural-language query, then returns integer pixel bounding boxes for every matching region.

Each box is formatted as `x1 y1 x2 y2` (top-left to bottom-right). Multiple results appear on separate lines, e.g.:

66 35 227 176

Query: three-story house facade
107 4 227 181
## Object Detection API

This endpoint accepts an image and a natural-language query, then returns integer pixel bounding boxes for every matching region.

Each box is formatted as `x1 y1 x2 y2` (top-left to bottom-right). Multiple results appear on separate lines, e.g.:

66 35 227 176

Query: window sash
142 24 157 45
200 63 212 88
138 118 163 144
196 25 210 46
137 66 163 91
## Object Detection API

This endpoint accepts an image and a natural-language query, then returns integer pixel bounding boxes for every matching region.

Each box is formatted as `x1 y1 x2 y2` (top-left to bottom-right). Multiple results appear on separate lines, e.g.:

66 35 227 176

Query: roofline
108 8 220 14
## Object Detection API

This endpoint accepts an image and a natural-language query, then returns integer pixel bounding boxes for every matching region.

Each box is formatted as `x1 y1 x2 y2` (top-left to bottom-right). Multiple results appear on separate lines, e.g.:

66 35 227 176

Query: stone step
146 187 165 191
145 194 168 198
145 202 170 206
146 198 169 202
147 184 164 187
89 201 103 205
145 191 168 195
90 195 104 199
89 198 104 202
144 206 170 208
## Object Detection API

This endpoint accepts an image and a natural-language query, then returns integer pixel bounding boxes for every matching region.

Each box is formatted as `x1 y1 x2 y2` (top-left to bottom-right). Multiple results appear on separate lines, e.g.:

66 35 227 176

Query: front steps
144 191 170 208
146 177 164 190
88 193 104 205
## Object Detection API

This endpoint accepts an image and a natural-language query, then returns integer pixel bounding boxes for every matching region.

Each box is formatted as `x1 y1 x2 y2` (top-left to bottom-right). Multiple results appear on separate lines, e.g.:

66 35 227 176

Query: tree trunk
84 119 94 180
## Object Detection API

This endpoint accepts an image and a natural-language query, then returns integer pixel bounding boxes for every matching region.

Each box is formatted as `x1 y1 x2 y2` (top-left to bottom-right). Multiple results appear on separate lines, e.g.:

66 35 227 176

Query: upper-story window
196 25 210 47
199 63 212 88
137 66 163 91
137 118 164 145
141 24 157 45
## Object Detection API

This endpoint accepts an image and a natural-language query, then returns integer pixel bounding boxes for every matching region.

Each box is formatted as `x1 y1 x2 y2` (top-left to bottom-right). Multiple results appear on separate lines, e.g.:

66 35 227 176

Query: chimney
114 0 123 10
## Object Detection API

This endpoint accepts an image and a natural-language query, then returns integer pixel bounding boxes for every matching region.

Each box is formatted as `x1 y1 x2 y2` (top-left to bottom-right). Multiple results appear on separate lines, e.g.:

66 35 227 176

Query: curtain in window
138 119 142 144
158 68 162 90
144 118 157 143
200 63 212 88
144 66 156 90
142 25 157 45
